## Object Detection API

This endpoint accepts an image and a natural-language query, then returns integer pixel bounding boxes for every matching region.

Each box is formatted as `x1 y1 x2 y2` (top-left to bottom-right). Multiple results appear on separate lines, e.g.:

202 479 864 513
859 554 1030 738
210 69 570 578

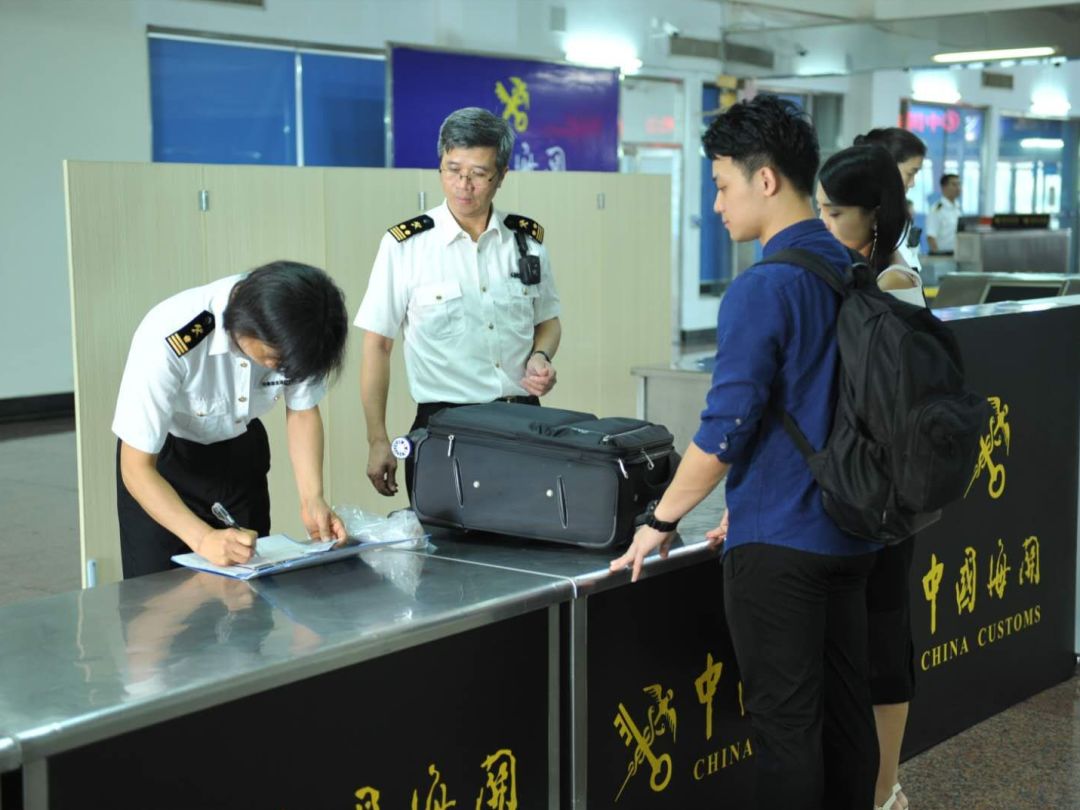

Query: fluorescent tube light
932 46 1056 64
1020 138 1065 150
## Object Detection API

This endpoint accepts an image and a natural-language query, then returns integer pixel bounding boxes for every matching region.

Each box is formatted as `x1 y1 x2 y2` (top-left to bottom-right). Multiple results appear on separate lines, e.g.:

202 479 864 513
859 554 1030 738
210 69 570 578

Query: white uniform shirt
355 201 561 404
925 197 961 252
113 274 326 454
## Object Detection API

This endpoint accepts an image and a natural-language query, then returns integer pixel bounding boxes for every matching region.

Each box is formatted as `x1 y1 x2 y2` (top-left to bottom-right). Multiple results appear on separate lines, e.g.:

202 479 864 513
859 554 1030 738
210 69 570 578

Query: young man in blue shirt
611 95 880 810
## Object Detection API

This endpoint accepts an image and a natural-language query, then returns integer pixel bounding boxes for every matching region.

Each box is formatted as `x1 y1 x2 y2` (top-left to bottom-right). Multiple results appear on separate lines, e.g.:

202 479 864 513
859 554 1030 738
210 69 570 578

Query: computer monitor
932 273 1072 309
981 281 1064 303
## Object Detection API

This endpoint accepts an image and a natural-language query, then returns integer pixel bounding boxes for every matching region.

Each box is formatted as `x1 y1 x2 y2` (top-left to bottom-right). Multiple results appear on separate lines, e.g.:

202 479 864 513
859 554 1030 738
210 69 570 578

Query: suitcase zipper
437 430 666 473
566 424 657 444
601 424 658 444
430 426 670 458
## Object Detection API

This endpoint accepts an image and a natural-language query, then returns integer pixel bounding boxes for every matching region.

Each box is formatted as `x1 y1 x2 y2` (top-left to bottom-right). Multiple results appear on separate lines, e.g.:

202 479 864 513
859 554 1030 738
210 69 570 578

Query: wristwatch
531 349 551 363
644 501 679 532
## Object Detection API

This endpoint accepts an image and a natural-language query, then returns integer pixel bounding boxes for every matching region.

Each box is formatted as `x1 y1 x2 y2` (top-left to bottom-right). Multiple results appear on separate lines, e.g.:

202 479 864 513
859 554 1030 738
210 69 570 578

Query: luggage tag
391 436 413 459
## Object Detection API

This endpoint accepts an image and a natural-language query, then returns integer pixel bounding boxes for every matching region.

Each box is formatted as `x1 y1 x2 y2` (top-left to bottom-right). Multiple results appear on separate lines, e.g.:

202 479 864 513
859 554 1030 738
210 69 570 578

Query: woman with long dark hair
816 142 924 810
855 127 928 273
817 143 924 306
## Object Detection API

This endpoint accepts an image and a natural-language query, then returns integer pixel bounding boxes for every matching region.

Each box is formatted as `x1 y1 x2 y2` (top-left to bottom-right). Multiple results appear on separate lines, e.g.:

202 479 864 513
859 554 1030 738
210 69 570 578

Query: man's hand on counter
609 524 676 583
705 509 729 549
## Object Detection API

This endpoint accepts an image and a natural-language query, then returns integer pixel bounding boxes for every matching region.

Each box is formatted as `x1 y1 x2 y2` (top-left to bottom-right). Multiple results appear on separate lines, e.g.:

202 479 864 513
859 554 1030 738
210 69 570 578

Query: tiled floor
1 421 1078 808
0 417 81 606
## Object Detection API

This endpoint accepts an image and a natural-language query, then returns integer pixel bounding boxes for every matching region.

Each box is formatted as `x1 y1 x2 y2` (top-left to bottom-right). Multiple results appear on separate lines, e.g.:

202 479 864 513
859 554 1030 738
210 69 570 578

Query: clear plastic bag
334 506 430 551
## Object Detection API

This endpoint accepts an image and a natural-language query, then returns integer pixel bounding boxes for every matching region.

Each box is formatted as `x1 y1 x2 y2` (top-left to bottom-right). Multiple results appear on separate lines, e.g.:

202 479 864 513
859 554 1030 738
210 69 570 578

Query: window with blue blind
149 36 385 168
300 53 385 167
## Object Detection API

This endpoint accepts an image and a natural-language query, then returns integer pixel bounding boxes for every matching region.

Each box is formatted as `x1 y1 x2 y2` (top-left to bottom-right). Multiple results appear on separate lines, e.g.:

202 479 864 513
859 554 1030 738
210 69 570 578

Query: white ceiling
709 2 1080 76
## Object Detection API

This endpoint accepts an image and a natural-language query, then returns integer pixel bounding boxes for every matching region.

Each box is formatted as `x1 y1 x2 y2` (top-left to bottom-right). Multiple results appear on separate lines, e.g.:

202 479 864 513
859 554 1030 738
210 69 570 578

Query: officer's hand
705 509 729 549
367 438 399 496
608 524 675 583
521 354 557 397
301 497 348 543
195 527 257 566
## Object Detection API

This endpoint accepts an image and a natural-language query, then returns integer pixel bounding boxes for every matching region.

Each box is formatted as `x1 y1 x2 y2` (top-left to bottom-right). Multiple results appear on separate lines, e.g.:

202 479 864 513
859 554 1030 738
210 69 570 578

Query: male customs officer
926 173 962 254
356 107 562 496
113 261 349 577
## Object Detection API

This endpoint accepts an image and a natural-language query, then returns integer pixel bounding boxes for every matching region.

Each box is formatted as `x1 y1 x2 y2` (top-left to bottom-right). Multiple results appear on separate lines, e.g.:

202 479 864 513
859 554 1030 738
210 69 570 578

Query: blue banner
390 46 619 172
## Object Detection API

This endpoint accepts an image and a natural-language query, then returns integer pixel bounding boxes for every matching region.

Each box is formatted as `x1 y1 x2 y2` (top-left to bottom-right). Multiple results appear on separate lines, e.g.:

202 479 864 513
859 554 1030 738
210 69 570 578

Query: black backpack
759 247 992 544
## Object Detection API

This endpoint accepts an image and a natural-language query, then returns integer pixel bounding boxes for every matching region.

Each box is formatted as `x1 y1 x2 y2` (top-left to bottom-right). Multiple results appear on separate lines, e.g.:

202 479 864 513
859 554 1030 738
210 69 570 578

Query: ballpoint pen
211 502 259 553
211 501 240 529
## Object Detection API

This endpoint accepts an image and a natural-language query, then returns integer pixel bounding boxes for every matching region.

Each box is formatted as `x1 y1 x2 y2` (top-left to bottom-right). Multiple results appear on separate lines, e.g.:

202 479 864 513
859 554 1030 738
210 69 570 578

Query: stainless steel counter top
0 549 568 764
0 734 18 774
935 292 1080 321
414 529 721 597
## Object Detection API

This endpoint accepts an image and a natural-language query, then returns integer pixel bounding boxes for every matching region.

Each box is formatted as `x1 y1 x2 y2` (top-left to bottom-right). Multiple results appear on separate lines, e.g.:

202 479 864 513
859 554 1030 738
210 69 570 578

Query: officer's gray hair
437 107 515 172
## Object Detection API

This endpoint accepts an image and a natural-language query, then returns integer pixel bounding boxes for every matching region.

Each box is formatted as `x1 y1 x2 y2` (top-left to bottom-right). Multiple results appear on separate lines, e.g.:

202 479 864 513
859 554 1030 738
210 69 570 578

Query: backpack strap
780 411 816 460
754 247 849 296
752 245 855 460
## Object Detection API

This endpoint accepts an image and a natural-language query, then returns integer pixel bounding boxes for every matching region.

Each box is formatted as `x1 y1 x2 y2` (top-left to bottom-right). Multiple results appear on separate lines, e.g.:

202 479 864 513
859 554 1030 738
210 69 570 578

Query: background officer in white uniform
926 173 961 253
113 261 350 577
356 107 562 497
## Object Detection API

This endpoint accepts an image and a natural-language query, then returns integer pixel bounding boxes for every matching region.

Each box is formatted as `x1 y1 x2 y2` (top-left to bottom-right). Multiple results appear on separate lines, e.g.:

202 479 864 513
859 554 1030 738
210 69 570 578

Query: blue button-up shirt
694 218 876 557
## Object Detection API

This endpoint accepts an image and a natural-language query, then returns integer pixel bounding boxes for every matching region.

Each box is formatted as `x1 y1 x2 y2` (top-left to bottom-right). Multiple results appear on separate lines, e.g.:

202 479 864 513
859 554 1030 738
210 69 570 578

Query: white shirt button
488 323 494 330
719 441 728 450
240 361 248 368
735 418 742 425
238 396 247 403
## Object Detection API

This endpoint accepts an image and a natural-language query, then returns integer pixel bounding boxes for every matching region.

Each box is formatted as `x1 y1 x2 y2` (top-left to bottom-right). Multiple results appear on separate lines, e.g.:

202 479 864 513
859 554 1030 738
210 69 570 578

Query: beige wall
67 161 671 584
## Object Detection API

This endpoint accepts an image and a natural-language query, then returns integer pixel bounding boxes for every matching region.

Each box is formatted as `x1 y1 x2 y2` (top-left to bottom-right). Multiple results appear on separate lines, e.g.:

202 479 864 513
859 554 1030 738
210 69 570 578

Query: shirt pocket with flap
172 395 232 437
500 280 539 340
410 280 466 340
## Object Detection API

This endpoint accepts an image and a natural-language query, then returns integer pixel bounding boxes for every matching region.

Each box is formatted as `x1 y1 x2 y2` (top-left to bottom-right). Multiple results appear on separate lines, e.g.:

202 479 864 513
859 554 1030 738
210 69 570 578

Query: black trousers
723 542 879 810
116 420 271 579
404 395 539 498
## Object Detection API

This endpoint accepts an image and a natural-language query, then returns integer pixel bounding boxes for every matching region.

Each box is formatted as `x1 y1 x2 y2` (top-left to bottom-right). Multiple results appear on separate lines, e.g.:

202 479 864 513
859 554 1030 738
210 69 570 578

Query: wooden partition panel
67 162 671 584
322 168 420 516
65 162 207 585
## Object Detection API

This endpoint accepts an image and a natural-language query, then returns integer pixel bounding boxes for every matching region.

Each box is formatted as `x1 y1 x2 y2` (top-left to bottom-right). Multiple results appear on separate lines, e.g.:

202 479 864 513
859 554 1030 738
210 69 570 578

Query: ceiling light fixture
1030 86 1072 117
932 46 1056 64
565 37 642 74
911 71 961 104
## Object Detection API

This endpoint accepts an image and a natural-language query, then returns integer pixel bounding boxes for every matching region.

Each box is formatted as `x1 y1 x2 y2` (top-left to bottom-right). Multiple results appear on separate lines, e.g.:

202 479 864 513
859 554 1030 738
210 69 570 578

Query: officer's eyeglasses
440 167 497 187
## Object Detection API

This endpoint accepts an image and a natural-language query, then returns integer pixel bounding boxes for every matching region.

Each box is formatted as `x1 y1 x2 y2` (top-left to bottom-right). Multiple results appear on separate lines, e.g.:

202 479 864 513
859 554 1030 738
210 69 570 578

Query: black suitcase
408 403 678 548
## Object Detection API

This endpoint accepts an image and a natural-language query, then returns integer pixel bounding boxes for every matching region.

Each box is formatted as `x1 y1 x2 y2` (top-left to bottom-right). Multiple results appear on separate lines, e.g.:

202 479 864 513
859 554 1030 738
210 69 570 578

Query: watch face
390 436 412 459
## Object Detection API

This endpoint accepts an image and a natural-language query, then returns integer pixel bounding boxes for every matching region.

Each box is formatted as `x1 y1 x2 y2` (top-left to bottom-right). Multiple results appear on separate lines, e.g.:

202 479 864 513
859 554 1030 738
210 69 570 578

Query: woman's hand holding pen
194 527 257 566
201 500 257 565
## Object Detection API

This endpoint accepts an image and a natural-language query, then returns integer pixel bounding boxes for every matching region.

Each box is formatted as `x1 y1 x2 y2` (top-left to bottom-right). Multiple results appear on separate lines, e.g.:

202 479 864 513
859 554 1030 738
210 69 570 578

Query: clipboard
171 533 416 580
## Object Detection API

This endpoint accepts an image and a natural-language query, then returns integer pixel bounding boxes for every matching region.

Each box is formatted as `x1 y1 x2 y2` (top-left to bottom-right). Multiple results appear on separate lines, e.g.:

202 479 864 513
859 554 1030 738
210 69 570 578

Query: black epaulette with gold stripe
165 311 215 358
504 214 544 244
388 215 435 243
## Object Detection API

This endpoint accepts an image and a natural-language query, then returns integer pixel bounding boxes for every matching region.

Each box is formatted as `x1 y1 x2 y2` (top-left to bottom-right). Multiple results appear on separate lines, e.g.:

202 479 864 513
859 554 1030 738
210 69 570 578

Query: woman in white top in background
855 127 928 276
815 142 923 810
